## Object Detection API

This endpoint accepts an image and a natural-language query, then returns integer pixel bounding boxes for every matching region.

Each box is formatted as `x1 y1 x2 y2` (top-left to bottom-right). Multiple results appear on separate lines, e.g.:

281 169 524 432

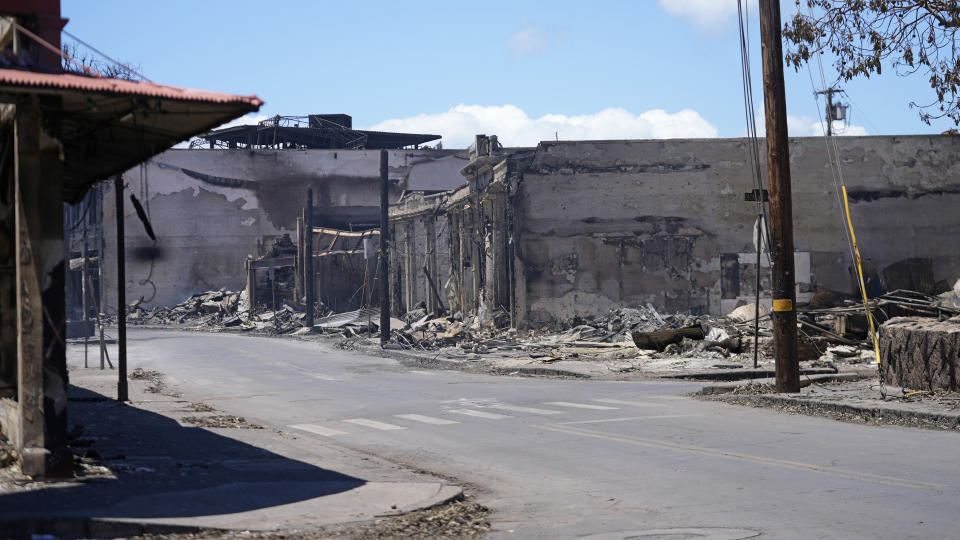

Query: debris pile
126 288 313 334
366 287 960 372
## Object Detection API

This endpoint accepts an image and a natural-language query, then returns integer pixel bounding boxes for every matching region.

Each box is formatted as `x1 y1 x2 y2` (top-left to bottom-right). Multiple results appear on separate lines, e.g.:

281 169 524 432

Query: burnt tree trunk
880 317 960 391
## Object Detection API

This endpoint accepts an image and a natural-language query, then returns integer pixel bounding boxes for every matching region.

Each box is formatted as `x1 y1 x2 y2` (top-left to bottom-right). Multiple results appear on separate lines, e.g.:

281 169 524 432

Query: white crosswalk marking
448 409 512 419
343 418 407 430
546 401 619 410
489 404 565 415
394 414 460 425
289 423 349 437
594 398 658 407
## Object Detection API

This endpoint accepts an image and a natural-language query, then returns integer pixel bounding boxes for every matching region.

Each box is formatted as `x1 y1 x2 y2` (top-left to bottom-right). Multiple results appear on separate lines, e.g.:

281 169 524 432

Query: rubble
353 287 960 376
125 288 313 335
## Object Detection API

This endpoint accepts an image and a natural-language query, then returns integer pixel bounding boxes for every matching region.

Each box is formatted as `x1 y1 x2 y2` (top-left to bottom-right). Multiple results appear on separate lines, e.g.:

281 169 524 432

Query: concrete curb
719 393 960 428
0 518 209 539
0 484 464 539
697 372 865 395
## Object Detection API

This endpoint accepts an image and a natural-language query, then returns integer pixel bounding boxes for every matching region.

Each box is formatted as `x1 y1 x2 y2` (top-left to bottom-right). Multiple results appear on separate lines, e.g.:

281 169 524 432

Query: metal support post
379 150 390 344
305 189 315 328
115 175 128 402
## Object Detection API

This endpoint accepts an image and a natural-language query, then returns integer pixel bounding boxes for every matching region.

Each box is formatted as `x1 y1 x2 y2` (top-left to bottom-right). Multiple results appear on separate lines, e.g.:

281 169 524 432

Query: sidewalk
699 376 960 431
0 348 462 539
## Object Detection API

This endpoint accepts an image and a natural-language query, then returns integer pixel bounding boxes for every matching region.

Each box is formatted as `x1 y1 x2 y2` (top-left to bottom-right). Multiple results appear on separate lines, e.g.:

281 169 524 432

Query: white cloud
368 104 718 148
508 24 548 55
750 110 868 137
658 0 739 31
787 114 869 136
213 112 270 131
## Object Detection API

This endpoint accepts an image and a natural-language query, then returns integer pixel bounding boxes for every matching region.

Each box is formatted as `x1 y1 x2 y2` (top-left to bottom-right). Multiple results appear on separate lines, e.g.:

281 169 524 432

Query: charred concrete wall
388 192 453 317
391 135 960 327
517 135 960 324
101 148 468 310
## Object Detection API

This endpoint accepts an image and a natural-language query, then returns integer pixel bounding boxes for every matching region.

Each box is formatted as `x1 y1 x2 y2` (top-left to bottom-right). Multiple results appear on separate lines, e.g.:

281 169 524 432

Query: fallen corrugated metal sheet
315 308 380 329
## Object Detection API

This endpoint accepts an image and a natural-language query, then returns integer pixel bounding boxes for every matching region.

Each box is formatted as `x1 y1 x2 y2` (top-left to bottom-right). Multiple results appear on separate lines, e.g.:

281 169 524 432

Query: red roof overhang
0 68 263 202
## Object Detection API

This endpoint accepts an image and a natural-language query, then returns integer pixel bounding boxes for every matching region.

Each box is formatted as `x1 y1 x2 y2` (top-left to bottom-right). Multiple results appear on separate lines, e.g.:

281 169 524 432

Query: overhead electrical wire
737 0 770 370
737 0 771 263
797 3 885 395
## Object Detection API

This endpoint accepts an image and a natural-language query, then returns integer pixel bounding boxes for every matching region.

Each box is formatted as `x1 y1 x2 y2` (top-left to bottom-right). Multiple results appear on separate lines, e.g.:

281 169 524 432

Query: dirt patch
722 381 777 395
181 415 263 429
130 367 166 394
342 499 490 539
184 402 217 413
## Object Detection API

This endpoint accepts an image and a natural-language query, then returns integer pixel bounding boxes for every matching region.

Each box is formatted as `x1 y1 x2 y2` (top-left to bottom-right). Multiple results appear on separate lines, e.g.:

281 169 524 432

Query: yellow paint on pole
772 299 793 312
841 186 881 367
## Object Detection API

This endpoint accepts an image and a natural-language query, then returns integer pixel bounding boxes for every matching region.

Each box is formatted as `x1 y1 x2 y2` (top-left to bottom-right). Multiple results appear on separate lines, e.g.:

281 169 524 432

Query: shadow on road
0 384 365 523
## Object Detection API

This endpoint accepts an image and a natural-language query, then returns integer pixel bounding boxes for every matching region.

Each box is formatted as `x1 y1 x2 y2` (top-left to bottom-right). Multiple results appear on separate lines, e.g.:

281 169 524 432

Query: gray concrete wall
102 148 468 310
517 135 960 324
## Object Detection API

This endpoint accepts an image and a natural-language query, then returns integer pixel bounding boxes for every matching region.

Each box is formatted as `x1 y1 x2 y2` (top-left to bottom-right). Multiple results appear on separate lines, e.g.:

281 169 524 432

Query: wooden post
759 0 800 393
14 95 71 476
115 175 129 402
295 215 303 302
305 189 315 328
82 209 89 368
379 150 390 343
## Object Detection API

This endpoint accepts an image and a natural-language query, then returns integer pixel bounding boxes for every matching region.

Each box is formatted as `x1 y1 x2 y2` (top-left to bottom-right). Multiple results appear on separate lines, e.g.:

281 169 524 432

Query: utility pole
816 88 843 136
304 189 315 328
759 0 800 393
379 150 390 344
115 175 128 402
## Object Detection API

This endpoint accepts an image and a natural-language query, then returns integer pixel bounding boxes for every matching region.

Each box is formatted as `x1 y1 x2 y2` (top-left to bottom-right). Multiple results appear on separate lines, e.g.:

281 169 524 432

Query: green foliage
783 0 960 125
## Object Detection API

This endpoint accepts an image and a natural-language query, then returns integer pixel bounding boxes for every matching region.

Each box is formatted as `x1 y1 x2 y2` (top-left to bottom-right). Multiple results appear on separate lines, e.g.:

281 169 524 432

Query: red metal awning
0 68 262 106
0 68 263 202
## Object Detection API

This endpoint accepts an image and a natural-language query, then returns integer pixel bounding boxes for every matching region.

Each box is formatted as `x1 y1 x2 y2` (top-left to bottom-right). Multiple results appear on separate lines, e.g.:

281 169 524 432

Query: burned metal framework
198 113 441 150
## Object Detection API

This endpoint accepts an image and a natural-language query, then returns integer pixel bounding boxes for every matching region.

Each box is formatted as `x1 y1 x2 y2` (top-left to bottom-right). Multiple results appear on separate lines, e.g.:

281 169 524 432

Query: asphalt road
84 329 960 539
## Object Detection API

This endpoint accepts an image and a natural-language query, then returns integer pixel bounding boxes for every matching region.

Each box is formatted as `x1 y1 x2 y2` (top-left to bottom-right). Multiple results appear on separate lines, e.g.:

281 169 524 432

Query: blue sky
61 0 956 148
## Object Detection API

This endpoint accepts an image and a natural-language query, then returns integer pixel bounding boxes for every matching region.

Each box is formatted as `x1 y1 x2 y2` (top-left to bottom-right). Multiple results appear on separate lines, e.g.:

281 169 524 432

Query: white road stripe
555 414 703 425
343 418 407 431
448 409 512 419
309 373 338 381
489 404 565 415
289 423 349 437
394 414 460 425
410 370 439 376
594 398 658 408
546 401 619 410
